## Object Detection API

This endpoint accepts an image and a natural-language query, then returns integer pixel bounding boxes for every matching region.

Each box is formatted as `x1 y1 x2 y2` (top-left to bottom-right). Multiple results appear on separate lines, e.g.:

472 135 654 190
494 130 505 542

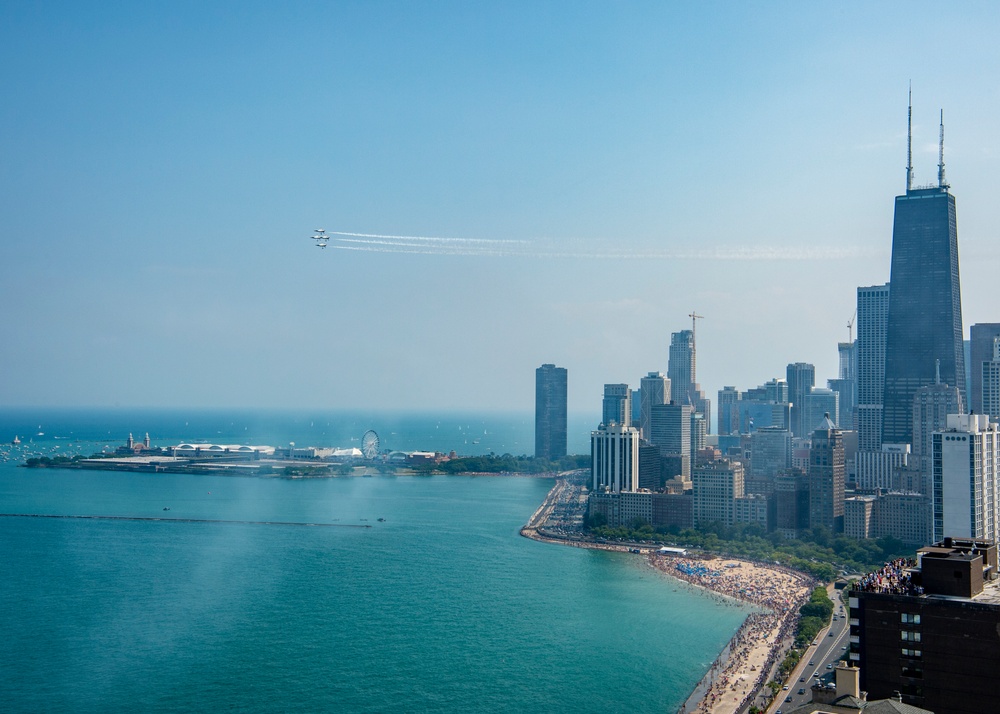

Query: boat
163 507 170 511
12 436 20 445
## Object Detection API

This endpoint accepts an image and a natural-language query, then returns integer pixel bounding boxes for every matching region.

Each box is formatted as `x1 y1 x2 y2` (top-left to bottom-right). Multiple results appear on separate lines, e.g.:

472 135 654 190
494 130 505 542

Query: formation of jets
312 228 329 248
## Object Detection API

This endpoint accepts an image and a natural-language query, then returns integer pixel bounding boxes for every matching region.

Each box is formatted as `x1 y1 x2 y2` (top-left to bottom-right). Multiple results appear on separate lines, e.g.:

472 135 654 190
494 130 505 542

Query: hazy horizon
4 2 1000 416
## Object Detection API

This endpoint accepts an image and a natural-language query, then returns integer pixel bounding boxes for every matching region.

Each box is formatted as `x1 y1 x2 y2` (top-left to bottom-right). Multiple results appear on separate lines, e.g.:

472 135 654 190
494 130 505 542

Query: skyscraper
857 283 890 451
983 337 1000 423
601 383 631 427
534 364 567 460
828 339 857 430
639 372 670 440
786 362 816 437
809 414 845 533
970 323 1000 415
648 402 692 478
932 414 1000 543
717 386 740 436
882 104 966 446
668 329 711 433
591 422 640 493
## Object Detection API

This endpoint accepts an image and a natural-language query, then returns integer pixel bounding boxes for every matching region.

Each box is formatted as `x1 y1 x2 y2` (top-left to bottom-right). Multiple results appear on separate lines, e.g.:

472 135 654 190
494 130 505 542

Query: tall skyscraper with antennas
881 94 966 446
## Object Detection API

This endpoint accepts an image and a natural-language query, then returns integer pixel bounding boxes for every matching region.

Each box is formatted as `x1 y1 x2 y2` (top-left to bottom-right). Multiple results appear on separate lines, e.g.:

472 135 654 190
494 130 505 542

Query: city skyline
4 4 1000 415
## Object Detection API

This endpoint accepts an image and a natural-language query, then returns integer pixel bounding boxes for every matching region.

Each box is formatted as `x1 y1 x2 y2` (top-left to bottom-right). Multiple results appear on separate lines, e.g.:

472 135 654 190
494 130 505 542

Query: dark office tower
858 283 890 450
648 402 692 479
534 364 567 460
882 104 966 446
601 383 631 427
786 362 815 437
970 323 1000 415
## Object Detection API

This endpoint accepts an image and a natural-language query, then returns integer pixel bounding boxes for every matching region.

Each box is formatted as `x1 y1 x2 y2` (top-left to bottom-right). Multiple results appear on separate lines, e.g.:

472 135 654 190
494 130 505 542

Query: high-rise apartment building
534 364 567 460
882 108 966 446
857 284 890 451
850 538 1000 714
786 362 816 437
969 323 1000 416
693 460 743 527
931 413 1000 543
639 372 670 441
601 383 631 427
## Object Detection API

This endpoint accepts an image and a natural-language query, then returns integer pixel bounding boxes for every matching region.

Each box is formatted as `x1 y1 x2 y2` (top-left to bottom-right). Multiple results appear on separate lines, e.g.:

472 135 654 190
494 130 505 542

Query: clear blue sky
3 2 999 416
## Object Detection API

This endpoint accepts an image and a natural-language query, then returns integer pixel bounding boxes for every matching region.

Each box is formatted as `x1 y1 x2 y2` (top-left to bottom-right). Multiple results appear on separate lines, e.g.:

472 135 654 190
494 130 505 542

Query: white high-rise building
932 414 1000 543
591 423 640 493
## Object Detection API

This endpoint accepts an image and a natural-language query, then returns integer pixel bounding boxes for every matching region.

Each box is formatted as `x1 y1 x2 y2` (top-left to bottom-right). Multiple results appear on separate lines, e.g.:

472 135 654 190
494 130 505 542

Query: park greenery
795 586 835 648
24 455 88 468
585 519 914 582
424 453 590 474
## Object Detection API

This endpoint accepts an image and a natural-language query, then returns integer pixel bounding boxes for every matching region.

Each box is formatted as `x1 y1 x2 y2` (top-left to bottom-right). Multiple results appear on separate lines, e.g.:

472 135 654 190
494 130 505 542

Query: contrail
328 231 528 245
323 231 879 261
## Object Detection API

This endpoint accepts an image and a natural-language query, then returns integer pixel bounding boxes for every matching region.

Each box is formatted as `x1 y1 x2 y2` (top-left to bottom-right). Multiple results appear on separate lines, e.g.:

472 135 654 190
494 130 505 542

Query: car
827 663 833 669
813 671 820 677
829 631 834 636
798 688 806 695
808 661 814 666
786 696 793 702
842 646 848 650
782 685 789 691
833 615 838 620
799 677 805 682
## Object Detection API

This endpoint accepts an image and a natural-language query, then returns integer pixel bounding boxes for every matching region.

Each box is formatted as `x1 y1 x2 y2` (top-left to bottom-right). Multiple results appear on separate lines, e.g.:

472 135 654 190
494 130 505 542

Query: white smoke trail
324 231 878 261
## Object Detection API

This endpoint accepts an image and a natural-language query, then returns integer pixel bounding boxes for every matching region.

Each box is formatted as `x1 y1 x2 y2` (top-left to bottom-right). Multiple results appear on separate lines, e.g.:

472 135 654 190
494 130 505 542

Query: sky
3 2 1000 419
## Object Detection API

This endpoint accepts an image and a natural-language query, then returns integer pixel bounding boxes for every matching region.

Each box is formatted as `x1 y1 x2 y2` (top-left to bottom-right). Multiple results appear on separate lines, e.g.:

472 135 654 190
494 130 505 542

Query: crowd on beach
654 555 814 714
853 557 923 596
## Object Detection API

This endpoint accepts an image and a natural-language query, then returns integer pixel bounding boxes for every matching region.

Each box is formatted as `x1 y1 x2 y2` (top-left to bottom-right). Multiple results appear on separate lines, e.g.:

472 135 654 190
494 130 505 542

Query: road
766 587 851 714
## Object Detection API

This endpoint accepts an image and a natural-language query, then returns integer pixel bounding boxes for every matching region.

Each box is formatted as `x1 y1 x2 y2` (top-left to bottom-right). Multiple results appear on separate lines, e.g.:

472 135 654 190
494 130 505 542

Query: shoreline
521 478 816 714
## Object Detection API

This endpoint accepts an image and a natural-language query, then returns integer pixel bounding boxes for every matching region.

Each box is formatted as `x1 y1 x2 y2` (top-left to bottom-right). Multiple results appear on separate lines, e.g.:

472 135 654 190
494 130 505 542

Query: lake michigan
0 409 748 713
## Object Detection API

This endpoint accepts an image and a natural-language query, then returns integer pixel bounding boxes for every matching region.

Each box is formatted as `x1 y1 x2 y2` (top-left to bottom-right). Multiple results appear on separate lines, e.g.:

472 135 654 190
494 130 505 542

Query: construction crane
847 309 857 343
689 311 704 340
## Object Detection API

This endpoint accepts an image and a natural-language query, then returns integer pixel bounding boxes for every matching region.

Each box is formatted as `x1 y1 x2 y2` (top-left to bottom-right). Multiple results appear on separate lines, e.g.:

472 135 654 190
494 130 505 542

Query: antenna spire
906 83 913 192
938 109 948 189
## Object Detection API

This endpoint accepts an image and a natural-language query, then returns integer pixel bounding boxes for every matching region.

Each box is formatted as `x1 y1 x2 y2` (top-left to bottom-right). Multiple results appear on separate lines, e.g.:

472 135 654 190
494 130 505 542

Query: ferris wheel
361 430 380 459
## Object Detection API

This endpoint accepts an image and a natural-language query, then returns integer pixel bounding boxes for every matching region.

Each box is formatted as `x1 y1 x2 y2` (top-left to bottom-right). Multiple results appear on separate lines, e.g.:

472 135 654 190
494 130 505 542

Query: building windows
901 630 921 642
901 648 922 658
900 613 921 624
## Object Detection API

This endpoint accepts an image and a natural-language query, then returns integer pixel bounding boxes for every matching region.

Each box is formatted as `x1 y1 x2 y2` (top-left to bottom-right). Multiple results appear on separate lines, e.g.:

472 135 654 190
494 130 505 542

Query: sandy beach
653 555 814 714
520 478 816 714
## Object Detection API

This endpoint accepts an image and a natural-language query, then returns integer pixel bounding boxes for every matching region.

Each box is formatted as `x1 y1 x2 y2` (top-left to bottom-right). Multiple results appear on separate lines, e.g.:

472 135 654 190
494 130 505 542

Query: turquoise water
0 411 748 713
